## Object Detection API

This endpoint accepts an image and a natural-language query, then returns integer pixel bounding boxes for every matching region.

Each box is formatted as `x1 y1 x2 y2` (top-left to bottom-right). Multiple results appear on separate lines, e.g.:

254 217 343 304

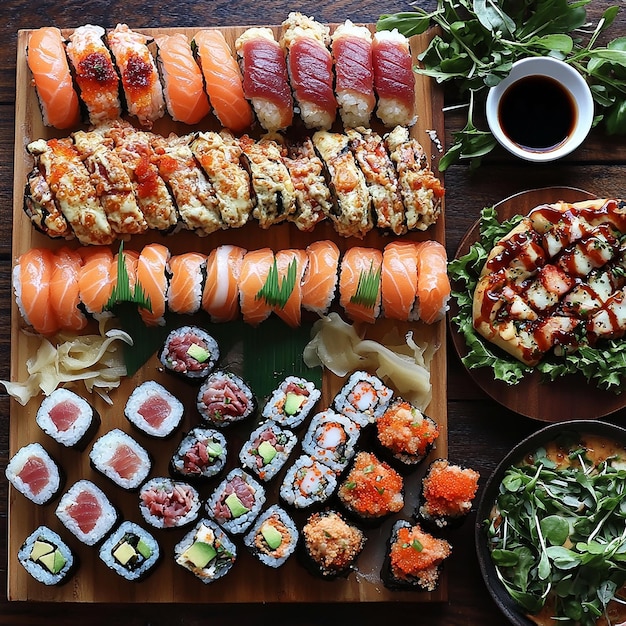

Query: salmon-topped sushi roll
331 20 375 128
202 245 246 323
239 248 275 326
414 240 450 324
166 252 207 315
381 240 418 321
193 29 254 133
339 246 383 324
107 24 165 128
77 246 115 318
27 27 81 130
301 240 340 316
154 33 211 125
137 243 170 327
49 247 88 332
66 24 122 125
280 12 337 130
372 30 417 127
273 249 308 328
236 27 293 132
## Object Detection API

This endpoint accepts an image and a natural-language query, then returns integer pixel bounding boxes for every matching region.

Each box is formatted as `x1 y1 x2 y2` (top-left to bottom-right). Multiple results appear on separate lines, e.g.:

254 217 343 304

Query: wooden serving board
9 24 447 602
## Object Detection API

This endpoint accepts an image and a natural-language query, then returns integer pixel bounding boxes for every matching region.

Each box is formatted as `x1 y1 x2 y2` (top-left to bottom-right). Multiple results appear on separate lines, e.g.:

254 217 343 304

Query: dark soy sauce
498 75 577 152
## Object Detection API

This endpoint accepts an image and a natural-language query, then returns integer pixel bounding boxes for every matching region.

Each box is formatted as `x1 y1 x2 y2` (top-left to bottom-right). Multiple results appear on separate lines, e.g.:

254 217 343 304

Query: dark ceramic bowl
474 419 626 626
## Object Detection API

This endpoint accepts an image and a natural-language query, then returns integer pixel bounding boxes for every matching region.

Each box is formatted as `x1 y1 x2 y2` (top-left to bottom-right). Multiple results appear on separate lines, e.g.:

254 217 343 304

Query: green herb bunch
487 444 626 624
378 0 626 170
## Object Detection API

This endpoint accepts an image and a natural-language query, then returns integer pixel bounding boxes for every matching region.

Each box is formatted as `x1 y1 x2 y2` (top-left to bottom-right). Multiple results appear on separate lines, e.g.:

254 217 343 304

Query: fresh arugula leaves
378 1 626 170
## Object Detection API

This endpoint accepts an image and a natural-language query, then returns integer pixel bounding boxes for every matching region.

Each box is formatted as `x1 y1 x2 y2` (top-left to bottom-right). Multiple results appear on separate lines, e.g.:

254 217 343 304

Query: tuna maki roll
261 375 321 429
239 421 297 482
6 442 63 505
125 380 184 439
139 477 201 529
301 409 360 474
159 325 220 382
89 429 152 490
415 459 480 531
18 526 76 586
55 480 118 546
170 427 227 482
206 468 266 534
98 521 161 581
279 454 337 509
381 520 451 591
243 504 298 568
36 388 100 450
196 370 256 428
333 371 393 427
301 510 366 579
174 518 237 584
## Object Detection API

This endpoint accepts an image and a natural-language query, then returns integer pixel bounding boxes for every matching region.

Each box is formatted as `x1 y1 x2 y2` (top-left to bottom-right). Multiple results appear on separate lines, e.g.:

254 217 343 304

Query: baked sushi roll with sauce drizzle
197 370 257 428
159 325 219 383
139 477 201 529
18 526 76 586
239 421 297 482
243 504 298 568
170 427 227 482
125 380 184 439
280 454 337 509
23 168 72 240
6 443 63 506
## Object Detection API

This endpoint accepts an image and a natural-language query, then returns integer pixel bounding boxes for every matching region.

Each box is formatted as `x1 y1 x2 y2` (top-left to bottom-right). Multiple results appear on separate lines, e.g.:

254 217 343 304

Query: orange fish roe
419 459 480 526
338 451 404 518
389 522 451 591
377 400 439 459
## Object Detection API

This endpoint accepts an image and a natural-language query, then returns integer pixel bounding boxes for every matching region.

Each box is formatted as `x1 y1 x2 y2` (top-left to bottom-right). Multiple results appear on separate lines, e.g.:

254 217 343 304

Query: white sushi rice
261 375 321 429
243 504 298 568
333 370 394 427
89 428 152 490
139 477 201 529
55 480 118 546
125 380 184 438
279 454 337 508
18 525 75 586
239 421 297 482
5 442 61 505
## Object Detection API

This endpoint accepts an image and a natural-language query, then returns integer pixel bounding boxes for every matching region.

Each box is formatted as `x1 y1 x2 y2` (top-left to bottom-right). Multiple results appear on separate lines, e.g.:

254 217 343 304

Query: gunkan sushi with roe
6 442 63 505
18 526 76 586
170 427 227 482
261 375 321 429
159 325 220 382
239 420 297 482
125 380 184 439
243 504 298 568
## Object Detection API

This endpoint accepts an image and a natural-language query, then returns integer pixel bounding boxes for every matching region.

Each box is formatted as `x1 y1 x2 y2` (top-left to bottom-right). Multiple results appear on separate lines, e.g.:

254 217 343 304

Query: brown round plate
450 187 626 422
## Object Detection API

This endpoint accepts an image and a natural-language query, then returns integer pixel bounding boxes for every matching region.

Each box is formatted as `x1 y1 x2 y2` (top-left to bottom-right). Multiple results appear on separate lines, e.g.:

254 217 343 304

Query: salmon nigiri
137 243 170 326
381 240 418 321
301 240 339 316
154 33 211 125
415 240 451 324
27 27 81 129
49 246 88 332
339 246 383 324
192 29 254 133
166 252 207 315
13 247 59 335
273 249 308 328
238 248 275 326
202 245 246 323
78 246 115 317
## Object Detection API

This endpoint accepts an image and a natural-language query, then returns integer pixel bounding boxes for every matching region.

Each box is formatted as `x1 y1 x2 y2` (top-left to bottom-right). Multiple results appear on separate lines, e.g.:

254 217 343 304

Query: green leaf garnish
349 262 381 308
256 257 297 309
105 242 152 311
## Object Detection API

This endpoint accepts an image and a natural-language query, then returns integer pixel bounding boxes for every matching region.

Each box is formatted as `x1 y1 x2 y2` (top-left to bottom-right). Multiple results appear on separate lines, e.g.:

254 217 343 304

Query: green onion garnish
256 257 297 309
349 261 381 308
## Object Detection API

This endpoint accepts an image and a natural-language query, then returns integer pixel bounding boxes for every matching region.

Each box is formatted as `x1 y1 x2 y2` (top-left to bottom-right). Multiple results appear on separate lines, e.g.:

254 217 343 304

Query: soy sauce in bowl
498 75 576 153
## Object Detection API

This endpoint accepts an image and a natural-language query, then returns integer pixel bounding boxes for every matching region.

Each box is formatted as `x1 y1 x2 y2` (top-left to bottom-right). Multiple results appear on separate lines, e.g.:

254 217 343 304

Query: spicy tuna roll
243 504 298 568
159 325 220 383
6 442 63 505
89 429 152 490
18 526 76 586
206 468 266 534
98 521 161 581
261 375 321 429
279 454 337 509
333 370 393 427
125 380 184 439
139 477 201 529
36 388 100 450
196 370 256 428
169 427 227 482
174 518 237 584
55 480 118 546
239 421 297 482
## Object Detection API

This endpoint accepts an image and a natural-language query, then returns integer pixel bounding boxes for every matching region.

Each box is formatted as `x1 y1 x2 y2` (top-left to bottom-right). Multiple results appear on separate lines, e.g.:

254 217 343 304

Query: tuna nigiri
193 29 254 133
49 246 88 332
301 240 340 316
77 246 115 317
136 243 170 326
239 248 275 326
339 247 383 324
27 27 81 129
154 33 211 125
415 240 451 324
202 245 247 323
273 249 308 328
236 27 293 132
381 240 418 321
166 252 207 315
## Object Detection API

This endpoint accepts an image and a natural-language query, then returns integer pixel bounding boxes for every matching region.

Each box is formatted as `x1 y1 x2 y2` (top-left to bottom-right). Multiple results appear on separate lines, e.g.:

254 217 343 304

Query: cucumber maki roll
206 468 266 534
6 442 63 505
243 504 298 568
239 421 297 482
18 526 76 586
301 409 360 474
261 375 321 429
159 325 220 382
139 477 201 529
125 380 184 439
36 388 100 450
381 519 451 591
98 521 161 581
174 518 237 584
333 370 393 427
170 427 227 482
196 370 256 428
279 454 337 509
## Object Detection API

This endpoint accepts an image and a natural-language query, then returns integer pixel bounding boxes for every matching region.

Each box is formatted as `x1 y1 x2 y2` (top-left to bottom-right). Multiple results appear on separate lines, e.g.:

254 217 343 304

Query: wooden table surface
1 0 625 623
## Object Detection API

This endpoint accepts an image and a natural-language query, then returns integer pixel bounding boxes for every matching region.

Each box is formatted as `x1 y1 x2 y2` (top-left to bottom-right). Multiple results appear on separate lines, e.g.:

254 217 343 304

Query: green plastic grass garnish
256 257 297 309
105 242 152 311
349 262 381 308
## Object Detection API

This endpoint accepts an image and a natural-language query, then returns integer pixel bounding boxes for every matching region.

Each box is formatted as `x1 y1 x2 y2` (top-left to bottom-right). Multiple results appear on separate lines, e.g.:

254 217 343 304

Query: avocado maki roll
279 454 337 509
333 371 393 427
125 380 184 439
243 504 298 568
98 521 161 581
139 477 201 529
18 526 76 586
239 420 297 482
159 325 220 382
196 370 257 428
261 375 321 429
170 427 227 482
174 518 237 584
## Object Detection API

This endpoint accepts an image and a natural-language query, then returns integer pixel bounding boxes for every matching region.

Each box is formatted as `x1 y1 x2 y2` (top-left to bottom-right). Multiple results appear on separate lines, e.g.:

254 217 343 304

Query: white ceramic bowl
486 57 594 162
